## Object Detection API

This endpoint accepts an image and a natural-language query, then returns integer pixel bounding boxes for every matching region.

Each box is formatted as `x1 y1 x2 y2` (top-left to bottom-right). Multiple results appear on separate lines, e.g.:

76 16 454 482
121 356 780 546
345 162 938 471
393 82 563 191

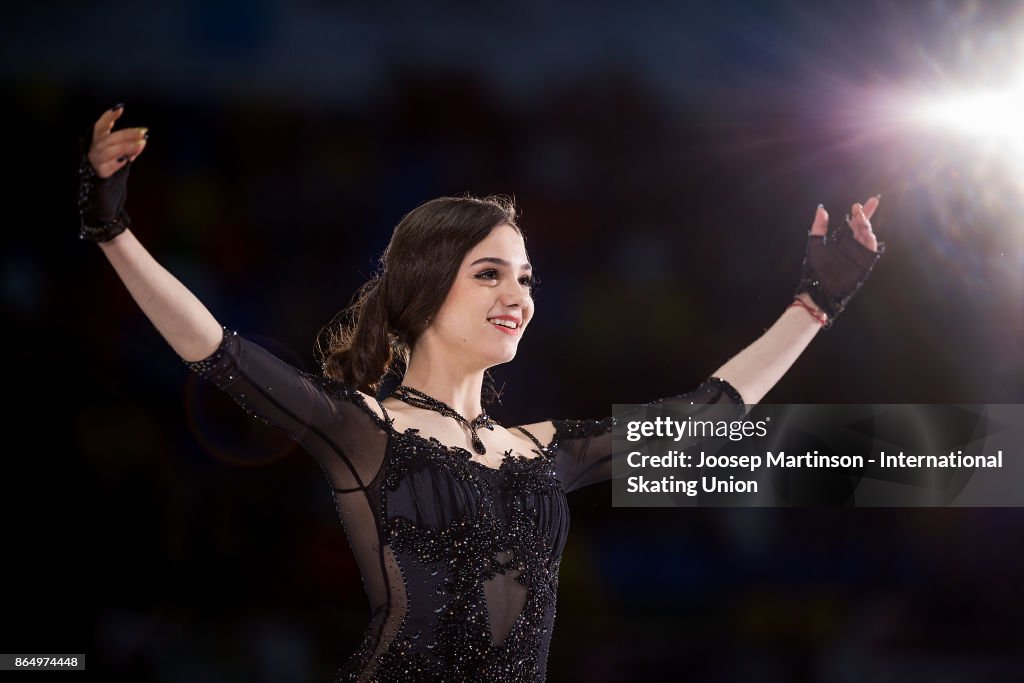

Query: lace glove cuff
794 223 884 329
77 141 132 243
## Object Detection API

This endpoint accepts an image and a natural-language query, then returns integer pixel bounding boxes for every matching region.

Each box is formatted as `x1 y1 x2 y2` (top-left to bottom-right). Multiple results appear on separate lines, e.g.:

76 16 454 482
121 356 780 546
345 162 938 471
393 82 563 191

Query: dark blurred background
5 0 1024 681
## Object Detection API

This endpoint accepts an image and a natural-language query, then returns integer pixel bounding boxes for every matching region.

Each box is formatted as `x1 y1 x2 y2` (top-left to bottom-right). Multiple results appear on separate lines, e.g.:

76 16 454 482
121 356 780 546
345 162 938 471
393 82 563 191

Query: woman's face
426 223 534 369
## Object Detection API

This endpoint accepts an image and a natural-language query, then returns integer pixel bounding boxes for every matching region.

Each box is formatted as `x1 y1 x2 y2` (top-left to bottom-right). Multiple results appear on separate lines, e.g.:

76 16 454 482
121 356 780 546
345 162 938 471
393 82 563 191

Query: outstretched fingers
93 129 146 155
92 105 124 143
846 196 880 252
87 105 148 178
862 195 880 220
90 138 145 178
809 204 829 236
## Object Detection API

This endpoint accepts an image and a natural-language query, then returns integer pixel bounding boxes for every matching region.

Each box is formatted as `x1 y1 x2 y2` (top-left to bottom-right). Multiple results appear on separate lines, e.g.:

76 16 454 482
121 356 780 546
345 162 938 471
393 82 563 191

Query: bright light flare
913 78 1024 150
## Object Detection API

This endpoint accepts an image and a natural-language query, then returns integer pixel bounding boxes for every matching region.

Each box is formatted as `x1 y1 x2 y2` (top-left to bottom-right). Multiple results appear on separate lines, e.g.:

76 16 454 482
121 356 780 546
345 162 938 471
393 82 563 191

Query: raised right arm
97 229 224 362
81 107 385 489
81 105 223 361
97 225 382 486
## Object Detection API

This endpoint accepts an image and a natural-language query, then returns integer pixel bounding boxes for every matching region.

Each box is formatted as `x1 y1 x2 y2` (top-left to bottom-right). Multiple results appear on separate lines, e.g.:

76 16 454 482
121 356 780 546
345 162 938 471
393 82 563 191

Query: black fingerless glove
77 138 132 243
794 221 884 329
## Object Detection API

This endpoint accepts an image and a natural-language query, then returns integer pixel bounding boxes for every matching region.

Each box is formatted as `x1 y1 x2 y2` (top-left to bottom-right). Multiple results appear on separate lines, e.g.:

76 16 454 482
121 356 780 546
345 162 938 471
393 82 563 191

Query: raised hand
809 196 880 252
87 104 148 178
795 196 885 328
78 104 148 242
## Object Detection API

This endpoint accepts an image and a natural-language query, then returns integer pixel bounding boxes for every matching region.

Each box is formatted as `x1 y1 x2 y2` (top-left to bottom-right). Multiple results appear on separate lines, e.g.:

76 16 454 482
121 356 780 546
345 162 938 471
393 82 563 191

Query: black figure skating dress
185 327 745 682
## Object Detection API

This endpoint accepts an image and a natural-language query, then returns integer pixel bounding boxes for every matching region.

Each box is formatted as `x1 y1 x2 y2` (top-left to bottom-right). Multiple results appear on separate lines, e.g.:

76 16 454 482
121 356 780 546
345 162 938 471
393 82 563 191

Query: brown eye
475 269 498 281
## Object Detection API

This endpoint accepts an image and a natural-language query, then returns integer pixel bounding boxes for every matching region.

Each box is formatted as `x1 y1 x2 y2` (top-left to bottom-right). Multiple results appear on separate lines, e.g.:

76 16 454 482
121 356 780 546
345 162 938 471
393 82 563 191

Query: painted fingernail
137 127 148 137
111 103 125 111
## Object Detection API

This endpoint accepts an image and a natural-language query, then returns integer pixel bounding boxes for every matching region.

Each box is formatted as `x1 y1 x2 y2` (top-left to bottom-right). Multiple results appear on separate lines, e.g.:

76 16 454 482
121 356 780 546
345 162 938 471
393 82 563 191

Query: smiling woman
78 104 885 682
318 195 531 399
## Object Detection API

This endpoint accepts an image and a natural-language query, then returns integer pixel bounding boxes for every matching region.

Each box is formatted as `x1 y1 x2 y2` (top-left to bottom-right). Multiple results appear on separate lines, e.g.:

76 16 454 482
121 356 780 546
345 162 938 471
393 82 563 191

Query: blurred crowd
5 1 1024 680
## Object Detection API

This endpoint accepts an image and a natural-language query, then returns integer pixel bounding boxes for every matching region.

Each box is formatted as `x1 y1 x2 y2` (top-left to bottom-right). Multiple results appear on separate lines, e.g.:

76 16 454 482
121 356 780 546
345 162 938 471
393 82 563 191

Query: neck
400 351 486 420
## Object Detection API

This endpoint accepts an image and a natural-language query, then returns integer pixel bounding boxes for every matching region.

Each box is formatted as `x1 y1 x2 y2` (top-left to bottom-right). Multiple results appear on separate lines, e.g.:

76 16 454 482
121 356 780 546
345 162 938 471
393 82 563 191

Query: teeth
488 318 519 329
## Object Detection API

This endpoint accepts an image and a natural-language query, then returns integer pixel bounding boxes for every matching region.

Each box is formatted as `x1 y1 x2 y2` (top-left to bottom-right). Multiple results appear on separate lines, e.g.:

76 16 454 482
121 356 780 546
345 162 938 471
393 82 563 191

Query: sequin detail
345 426 568 682
77 153 131 242
182 326 235 375
794 227 884 329
181 327 747 681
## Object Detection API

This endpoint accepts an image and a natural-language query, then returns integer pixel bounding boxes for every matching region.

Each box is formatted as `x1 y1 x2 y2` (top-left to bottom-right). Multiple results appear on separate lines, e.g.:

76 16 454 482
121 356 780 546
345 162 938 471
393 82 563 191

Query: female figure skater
78 105 883 681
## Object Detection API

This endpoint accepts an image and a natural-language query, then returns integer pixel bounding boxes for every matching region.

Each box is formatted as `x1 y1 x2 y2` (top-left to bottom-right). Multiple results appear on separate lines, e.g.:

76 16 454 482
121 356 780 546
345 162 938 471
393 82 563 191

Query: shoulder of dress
549 416 616 440
314 375 389 424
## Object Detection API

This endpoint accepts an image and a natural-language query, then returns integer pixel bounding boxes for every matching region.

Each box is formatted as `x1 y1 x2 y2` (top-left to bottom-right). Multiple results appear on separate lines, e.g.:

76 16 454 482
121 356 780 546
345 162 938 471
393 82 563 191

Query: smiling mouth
487 318 521 335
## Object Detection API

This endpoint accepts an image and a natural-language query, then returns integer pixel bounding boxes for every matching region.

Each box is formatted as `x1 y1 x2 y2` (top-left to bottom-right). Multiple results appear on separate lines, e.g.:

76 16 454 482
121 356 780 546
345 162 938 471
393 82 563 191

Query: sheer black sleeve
550 377 747 494
182 326 386 492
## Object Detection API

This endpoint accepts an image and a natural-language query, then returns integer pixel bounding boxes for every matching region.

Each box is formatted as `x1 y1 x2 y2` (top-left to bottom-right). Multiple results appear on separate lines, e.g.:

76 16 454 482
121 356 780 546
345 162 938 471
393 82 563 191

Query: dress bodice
184 326 745 681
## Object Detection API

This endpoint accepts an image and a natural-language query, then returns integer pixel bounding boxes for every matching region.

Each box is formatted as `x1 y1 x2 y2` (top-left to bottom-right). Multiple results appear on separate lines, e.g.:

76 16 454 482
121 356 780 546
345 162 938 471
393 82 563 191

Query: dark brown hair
317 194 521 394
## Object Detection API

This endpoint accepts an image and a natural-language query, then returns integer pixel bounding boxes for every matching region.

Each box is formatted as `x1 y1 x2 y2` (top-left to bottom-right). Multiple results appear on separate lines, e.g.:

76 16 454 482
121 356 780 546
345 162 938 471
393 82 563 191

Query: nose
499 279 530 310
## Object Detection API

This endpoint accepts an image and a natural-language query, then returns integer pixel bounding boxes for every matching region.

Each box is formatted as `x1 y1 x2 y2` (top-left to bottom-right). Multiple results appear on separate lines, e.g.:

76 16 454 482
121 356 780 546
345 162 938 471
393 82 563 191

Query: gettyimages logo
613 403 1015 507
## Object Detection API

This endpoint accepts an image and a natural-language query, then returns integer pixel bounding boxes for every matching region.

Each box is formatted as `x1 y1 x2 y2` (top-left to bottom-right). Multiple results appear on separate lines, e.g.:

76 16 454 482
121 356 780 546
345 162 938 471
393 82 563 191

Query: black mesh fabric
184 326 746 681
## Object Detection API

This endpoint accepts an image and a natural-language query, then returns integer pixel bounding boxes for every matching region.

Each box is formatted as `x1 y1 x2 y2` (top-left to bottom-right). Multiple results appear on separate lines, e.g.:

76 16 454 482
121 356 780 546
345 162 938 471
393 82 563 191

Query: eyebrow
469 257 532 270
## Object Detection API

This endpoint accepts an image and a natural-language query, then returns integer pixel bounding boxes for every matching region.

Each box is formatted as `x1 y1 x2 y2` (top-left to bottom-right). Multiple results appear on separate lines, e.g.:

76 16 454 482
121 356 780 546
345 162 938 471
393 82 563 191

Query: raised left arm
515 197 884 493
714 196 884 405
712 294 823 405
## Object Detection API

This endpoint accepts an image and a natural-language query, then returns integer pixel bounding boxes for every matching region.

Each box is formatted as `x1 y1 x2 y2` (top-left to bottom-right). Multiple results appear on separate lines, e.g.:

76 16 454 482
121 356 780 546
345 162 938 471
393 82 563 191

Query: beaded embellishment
362 428 566 682
794 226 884 329
182 328 570 680
180 326 235 375
391 385 496 455
77 154 131 243
179 326 748 682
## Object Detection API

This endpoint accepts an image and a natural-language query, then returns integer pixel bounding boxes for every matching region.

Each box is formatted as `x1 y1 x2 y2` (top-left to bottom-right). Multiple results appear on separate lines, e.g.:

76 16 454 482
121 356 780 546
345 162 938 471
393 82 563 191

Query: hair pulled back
317 194 520 395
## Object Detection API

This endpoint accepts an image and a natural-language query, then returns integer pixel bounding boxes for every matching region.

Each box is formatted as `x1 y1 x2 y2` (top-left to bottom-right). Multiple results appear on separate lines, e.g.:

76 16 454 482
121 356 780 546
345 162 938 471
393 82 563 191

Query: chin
466 329 524 368
482 346 518 367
